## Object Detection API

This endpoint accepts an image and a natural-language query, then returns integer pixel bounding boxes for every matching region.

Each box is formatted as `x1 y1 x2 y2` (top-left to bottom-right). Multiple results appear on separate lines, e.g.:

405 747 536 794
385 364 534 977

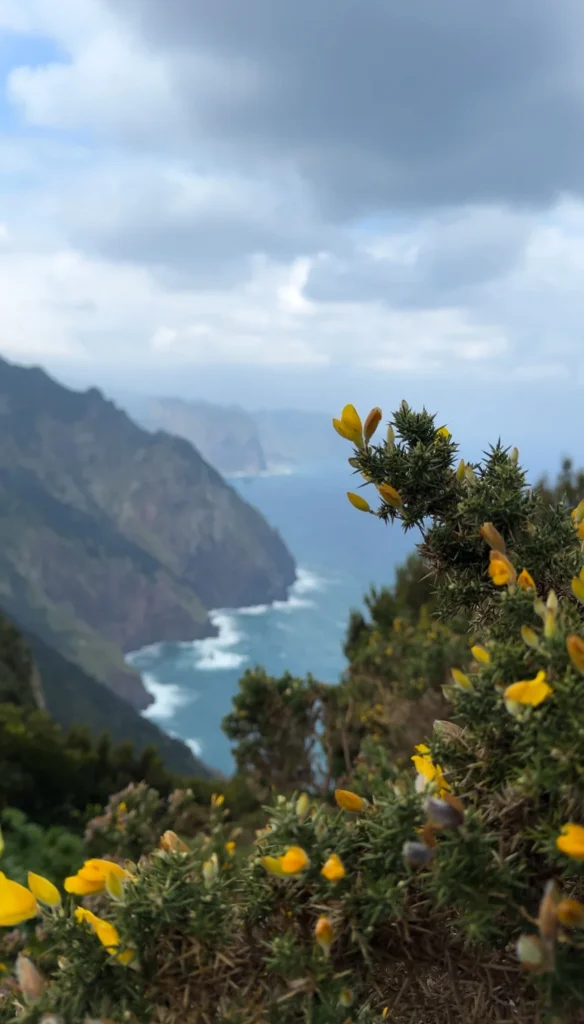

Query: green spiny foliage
4 403 584 1022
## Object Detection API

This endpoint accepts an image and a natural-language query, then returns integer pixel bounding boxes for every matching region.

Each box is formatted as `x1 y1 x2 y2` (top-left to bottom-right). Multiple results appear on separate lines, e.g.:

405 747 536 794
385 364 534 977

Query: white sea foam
191 611 248 671
141 673 197 721
293 567 326 594
272 594 316 611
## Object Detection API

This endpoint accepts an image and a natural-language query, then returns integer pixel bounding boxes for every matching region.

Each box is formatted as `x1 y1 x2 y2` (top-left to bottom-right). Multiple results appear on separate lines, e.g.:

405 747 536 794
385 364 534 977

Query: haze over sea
127 465 416 775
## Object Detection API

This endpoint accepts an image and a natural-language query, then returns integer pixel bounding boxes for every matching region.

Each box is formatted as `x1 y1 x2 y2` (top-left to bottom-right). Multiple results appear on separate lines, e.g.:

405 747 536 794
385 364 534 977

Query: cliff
138 397 268 477
0 357 296 710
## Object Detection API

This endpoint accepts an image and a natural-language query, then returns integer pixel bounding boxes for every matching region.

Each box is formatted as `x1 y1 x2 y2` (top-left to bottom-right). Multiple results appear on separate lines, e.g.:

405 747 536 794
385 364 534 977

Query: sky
1 0 584 463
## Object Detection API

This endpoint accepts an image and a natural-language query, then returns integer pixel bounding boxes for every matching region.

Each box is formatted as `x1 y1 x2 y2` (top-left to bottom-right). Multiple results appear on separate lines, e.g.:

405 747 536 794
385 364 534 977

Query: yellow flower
450 668 472 690
321 854 346 882
314 915 334 957
159 830 189 854
479 522 506 553
334 789 367 812
332 405 364 446
377 483 403 508
414 743 430 754
211 793 225 808
363 407 382 443
471 644 490 664
517 569 536 591
75 906 101 928
488 550 516 586
411 754 450 796
27 872 61 909
567 634 584 674
225 841 236 857
0 872 38 927
557 898 584 928
280 846 310 875
572 499 584 524
572 570 584 602
76 907 135 965
64 859 132 896
557 824 584 860
521 625 539 649
347 491 370 512
437 425 451 439
504 671 553 710
260 856 286 877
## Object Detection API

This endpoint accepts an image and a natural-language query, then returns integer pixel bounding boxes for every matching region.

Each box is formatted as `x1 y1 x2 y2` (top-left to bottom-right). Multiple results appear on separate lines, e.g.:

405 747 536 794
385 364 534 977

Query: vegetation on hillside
3 402 584 1022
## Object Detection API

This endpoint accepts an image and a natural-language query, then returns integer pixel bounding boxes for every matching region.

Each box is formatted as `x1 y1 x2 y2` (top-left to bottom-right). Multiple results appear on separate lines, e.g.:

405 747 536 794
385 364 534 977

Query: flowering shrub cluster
3 401 584 1022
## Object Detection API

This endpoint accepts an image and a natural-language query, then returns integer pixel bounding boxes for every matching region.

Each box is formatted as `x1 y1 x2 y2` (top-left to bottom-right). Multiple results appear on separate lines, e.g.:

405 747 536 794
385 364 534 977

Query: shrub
4 401 584 1022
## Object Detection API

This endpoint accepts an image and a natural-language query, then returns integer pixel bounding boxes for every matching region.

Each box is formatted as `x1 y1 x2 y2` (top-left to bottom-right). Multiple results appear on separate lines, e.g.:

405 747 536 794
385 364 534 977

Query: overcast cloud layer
2 0 584 415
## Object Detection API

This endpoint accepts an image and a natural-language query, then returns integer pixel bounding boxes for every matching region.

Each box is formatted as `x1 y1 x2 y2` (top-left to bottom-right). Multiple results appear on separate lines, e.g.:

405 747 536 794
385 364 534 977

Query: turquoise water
127 466 416 775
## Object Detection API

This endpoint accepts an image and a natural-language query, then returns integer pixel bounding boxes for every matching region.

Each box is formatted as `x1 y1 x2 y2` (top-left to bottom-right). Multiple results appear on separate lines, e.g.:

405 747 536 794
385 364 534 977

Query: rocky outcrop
0 357 296 711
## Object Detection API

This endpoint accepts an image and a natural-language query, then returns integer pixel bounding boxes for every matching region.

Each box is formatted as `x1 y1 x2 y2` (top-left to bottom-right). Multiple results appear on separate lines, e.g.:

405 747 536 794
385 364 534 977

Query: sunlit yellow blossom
85 915 136 966
414 743 430 754
27 872 61 908
321 854 346 882
517 569 536 591
377 483 403 508
436 425 451 439
211 793 225 808
557 898 584 928
334 789 367 812
347 491 370 512
411 754 450 795
363 407 382 443
225 841 236 857
450 668 472 690
572 574 584 602
480 522 506 553
64 859 132 896
0 873 38 927
75 907 101 928
521 625 539 649
280 846 310 875
567 634 584 674
488 550 516 586
504 671 552 710
557 824 584 860
471 644 490 664
314 915 334 957
572 499 584 524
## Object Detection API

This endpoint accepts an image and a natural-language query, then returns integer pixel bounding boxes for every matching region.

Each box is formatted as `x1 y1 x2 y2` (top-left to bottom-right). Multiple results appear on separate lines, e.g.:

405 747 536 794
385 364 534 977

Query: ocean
127 466 416 775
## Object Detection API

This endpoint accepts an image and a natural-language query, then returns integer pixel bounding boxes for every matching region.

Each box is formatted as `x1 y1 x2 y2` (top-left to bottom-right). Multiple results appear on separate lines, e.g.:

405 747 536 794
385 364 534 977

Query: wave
191 611 248 671
237 603 269 616
141 672 198 721
293 567 327 594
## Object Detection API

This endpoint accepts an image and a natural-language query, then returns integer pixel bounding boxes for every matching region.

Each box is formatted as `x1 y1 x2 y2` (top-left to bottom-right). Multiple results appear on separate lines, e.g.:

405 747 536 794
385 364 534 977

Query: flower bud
16 954 45 1002
386 424 395 449
377 483 403 508
296 793 310 822
433 720 465 745
159 831 189 854
516 934 550 972
567 635 584 674
557 898 584 928
479 522 506 553
520 625 539 649
363 407 382 443
202 852 219 885
314 915 334 957
347 491 371 513
334 789 367 812
338 988 354 1007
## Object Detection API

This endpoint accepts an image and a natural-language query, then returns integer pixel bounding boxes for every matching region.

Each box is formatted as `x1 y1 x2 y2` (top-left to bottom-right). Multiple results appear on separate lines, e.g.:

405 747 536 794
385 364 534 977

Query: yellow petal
480 522 506 553
261 856 285 877
334 789 367 812
572 577 584 602
280 846 310 875
517 569 536 591
572 499 584 524
347 491 370 512
94 918 121 952
450 668 472 690
321 854 346 882
341 404 363 438
488 557 513 587
27 873 61 908
0 875 38 928
557 824 584 860
333 417 358 442
377 483 403 508
105 871 125 901
75 907 101 928
504 671 553 707
521 625 539 649
363 407 382 443
414 743 430 754
436 426 451 439
567 635 584 673
471 645 490 664
64 874 103 896
225 841 236 856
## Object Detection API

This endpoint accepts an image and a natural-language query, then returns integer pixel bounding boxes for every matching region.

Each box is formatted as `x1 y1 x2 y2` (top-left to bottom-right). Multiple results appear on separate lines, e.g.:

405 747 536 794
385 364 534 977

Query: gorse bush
4 401 584 1022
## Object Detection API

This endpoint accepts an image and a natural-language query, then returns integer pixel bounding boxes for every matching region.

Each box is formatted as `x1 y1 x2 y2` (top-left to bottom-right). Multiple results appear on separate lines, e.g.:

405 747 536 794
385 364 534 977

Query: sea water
127 466 416 775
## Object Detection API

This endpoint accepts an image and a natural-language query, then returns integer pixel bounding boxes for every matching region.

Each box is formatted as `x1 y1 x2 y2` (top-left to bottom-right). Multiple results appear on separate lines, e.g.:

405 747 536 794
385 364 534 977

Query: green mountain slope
0 356 296 709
